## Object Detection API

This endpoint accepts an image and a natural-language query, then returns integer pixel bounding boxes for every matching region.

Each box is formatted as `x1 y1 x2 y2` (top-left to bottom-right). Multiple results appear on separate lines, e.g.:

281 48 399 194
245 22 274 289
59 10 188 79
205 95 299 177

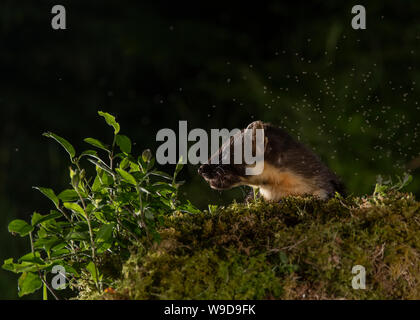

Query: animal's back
261 124 345 199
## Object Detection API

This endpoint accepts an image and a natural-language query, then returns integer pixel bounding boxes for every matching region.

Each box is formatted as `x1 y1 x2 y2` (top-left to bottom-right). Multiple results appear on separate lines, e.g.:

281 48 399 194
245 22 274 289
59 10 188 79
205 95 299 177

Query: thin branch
29 232 60 300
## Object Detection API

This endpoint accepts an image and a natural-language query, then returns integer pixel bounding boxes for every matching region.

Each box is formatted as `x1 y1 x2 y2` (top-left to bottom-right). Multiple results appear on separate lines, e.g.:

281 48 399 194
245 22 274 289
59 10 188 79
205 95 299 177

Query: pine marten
198 121 345 201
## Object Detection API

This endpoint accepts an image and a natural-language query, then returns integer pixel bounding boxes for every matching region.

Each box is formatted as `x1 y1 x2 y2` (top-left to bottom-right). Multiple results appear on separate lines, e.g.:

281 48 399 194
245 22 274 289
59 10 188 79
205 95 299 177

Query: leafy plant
2 111 199 299
372 173 413 204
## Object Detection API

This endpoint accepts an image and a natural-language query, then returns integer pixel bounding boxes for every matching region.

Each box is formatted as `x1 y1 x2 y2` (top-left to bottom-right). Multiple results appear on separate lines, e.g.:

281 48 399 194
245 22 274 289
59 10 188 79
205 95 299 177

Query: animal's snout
198 164 214 178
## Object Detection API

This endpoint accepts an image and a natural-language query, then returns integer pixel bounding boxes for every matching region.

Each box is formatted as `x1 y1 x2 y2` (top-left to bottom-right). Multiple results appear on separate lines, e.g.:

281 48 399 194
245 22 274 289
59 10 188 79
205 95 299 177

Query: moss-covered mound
78 192 420 300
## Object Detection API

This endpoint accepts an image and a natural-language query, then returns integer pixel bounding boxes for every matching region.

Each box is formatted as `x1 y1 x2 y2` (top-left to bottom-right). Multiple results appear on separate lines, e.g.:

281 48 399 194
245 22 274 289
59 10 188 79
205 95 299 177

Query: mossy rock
78 192 420 300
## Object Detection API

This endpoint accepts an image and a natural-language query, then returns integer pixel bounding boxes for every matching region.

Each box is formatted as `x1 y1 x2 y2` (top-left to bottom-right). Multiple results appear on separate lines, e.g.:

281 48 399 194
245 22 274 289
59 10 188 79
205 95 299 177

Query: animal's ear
247 121 265 142
246 120 264 130
246 121 267 152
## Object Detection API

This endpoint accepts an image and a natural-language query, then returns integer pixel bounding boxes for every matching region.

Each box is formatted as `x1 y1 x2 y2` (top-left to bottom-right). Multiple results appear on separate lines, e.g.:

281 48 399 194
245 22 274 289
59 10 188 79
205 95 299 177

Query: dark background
1 1 419 299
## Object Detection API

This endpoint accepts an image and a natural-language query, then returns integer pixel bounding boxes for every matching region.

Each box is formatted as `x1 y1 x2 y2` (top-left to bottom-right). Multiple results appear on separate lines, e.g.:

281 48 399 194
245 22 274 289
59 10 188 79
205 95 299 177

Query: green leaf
119 157 130 170
98 111 120 135
18 252 44 265
65 231 90 241
2 258 16 273
18 272 42 297
87 158 114 176
50 248 70 258
115 134 131 154
8 220 34 237
57 189 79 202
91 175 102 192
31 212 43 226
43 132 76 160
2 259 42 273
78 150 98 159
86 261 100 283
48 260 79 277
84 138 110 152
116 168 137 186
130 161 141 172
80 150 108 165
63 202 86 218
150 171 172 180
142 149 153 162
33 187 59 208
176 200 201 214
33 237 62 252
31 211 61 226
173 155 184 183
95 223 115 243
95 223 115 253
51 242 67 251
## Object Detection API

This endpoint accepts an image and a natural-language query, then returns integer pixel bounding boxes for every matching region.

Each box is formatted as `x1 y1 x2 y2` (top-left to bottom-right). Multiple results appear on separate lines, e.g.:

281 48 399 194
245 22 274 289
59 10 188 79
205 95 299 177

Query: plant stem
109 137 116 170
75 188 101 292
136 185 151 243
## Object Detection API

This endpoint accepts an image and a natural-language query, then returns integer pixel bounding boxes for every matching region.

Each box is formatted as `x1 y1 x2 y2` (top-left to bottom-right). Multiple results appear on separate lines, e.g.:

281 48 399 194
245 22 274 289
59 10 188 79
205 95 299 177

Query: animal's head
198 121 268 190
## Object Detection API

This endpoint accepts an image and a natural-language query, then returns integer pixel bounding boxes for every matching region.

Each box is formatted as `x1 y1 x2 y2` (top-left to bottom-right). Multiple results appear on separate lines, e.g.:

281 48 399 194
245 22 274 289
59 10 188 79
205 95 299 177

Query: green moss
78 191 420 300
114 248 285 299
